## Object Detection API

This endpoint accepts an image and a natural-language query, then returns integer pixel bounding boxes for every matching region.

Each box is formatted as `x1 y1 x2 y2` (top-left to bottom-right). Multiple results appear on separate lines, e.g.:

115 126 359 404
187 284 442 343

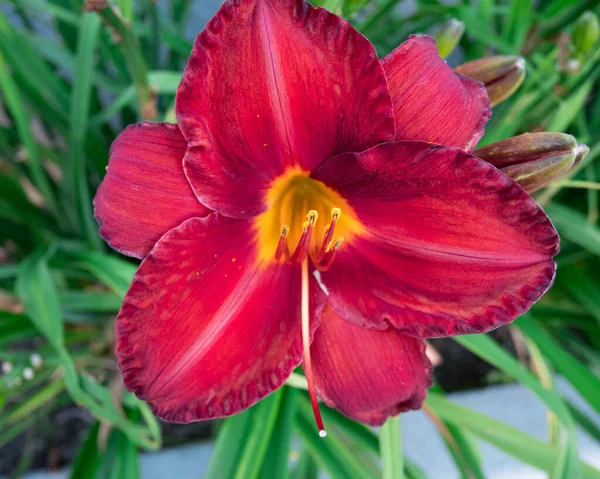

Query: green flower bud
475 133 588 193
573 11 600 55
434 19 465 59
454 56 525 107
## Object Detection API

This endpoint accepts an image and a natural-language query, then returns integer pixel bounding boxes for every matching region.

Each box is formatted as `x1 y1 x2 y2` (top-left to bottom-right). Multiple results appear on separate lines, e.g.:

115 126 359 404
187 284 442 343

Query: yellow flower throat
254 167 363 266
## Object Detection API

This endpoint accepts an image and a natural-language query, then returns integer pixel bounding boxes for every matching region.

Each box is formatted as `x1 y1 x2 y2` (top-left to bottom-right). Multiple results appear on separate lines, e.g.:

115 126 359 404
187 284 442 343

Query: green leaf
15 250 64 349
64 13 103 249
98 5 153 119
426 394 600 479
320 404 379 454
59 291 123 313
455 334 580 477
101 427 141 479
261 387 298 479
70 423 104 479
381 416 404 479
68 250 137 297
296 413 353 479
14 252 159 451
566 401 600 443
0 51 62 223
0 12 70 116
1 378 65 428
70 421 141 479
558 268 600 325
0 311 38 348
232 391 285 479
545 203 600 257
444 423 486 479
297 396 379 479
205 411 254 479
504 0 533 49
547 79 595 132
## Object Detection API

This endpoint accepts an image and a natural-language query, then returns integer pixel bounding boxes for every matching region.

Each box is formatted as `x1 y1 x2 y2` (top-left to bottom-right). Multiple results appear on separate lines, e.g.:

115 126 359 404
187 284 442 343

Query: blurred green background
1 0 600 477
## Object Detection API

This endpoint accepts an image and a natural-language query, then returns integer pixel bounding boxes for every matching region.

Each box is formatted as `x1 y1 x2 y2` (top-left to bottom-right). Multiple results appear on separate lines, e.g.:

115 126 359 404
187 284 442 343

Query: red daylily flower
95 0 559 429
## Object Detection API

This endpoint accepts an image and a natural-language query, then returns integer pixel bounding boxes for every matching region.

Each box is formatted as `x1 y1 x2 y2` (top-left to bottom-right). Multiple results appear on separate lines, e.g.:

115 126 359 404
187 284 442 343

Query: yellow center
254 167 363 265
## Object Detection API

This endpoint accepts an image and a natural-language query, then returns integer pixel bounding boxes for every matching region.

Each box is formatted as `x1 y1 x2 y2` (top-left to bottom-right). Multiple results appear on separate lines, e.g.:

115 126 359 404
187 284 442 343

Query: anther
306 210 319 225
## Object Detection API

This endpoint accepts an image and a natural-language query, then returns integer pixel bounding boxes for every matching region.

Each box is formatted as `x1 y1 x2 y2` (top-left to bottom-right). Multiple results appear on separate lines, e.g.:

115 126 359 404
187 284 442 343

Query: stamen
275 225 289 260
289 211 318 264
315 236 344 271
318 208 341 261
301 259 326 437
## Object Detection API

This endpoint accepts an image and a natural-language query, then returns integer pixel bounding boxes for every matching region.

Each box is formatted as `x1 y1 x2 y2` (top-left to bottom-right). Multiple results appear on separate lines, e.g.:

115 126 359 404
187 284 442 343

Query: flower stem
381 416 404 479
96 5 156 120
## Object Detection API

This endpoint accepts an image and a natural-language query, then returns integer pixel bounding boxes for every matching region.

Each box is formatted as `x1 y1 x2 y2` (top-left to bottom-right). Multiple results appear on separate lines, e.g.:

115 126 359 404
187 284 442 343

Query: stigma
274 208 344 270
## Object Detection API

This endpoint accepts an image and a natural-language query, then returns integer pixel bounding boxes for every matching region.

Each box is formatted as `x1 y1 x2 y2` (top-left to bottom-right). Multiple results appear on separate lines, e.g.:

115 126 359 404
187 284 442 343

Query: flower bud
454 56 525 107
572 11 600 55
474 133 589 193
434 19 465 58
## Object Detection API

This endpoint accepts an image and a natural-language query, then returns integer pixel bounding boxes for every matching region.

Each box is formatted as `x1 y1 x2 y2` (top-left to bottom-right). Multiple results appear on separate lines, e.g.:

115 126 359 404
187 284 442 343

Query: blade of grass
97 5 154 120
260 387 298 479
518 315 600 416
426 394 600 479
455 334 580 477
232 391 285 479
381 416 404 479
544 203 600 257
204 412 254 479
16 250 161 450
296 396 379 479
566 401 600 444
547 79 595 133
0 51 63 225
64 13 103 250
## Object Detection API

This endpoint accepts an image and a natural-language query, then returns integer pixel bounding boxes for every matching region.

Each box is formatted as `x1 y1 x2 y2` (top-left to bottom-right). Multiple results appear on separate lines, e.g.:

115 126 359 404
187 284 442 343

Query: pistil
301 259 327 438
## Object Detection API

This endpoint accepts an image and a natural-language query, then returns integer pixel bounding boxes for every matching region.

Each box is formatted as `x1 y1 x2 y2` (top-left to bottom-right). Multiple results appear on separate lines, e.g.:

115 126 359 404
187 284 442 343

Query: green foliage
1 0 600 477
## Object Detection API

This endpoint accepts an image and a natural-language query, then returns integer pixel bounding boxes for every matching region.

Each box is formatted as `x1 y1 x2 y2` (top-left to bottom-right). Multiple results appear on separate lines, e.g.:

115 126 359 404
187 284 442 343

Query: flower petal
312 141 558 338
94 122 210 259
176 0 395 218
381 35 491 151
117 214 326 422
311 305 432 425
